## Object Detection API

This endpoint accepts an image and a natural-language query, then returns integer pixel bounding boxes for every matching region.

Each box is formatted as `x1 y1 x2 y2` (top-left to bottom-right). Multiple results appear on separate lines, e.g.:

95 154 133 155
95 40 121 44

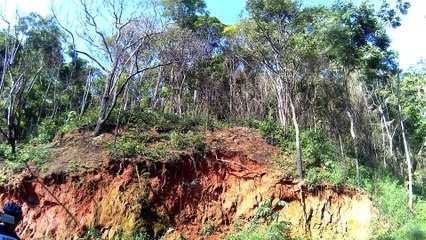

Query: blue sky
1 0 425 70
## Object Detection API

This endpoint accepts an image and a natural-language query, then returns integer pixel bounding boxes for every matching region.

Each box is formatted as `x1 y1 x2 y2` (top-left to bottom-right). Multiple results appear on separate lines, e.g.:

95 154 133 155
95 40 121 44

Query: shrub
0 143 50 173
31 119 58 144
255 118 286 147
109 136 145 158
227 198 290 240
305 160 348 187
369 176 426 239
227 221 291 240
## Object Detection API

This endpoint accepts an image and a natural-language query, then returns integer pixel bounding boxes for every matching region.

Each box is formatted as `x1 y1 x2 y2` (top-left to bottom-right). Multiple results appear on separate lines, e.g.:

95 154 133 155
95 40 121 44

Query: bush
31 119 58 144
369 176 426 239
227 221 291 240
0 143 50 172
255 118 286 147
108 136 146 158
227 198 290 240
305 160 348 187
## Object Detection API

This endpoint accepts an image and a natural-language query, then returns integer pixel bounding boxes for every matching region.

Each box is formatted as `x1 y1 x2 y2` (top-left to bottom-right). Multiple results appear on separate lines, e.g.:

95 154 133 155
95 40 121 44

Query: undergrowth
252 118 352 187
81 228 151 240
227 198 291 240
0 143 50 178
108 130 209 162
366 175 426 240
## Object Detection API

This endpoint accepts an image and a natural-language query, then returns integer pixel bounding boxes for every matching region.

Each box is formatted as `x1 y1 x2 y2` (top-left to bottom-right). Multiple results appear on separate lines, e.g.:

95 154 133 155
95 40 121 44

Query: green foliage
80 227 102 240
112 231 150 240
254 118 348 186
31 109 99 145
161 0 207 28
115 111 158 130
199 219 220 236
400 71 426 152
253 198 286 224
0 143 50 172
299 129 340 167
227 197 290 240
108 136 147 159
0 143 13 158
368 176 426 239
227 221 291 240
81 228 151 240
254 118 286 147
108 128 208 162
112 111 209 133
31 119 58 144
305 161 347 187
58 110 99 134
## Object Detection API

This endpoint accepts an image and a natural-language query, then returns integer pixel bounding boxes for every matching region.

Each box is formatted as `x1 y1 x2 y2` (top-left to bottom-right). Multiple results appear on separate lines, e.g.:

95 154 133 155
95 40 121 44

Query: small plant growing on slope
227 198 291 240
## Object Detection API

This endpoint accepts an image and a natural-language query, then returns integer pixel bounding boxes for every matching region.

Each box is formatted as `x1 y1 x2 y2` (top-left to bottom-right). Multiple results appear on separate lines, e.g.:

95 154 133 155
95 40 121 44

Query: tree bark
397 73 413 211
347 110 360 187
290 97 303 180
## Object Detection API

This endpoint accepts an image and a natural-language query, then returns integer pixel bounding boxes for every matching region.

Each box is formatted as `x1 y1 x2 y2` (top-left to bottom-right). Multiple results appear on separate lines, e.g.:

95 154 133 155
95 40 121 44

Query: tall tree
242 0 326 179
0 13 63 153
55 0 171 136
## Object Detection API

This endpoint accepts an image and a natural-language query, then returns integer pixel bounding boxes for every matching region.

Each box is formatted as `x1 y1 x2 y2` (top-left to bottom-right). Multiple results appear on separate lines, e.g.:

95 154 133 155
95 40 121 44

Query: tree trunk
347 110 360 187
397 73 413 211
380 114 387 168
80 71 92 115
7 125 16 154
290 97 303 180
378 105 397 167
93 67 116 136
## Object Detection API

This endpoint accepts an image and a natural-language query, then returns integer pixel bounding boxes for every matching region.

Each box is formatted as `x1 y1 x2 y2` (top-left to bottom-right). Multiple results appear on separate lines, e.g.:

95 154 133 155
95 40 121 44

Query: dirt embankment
0 128 372 239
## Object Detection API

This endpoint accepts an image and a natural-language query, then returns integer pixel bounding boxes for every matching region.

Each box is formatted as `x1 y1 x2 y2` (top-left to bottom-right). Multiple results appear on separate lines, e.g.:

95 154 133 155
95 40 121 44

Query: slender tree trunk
94 68 116 136
347 110 360 187
290 97 303 179
151 66 163 111
177 72 186 115
380 115 387 168
338 132 346 161
80 71 92 115
378 105 397 166
397 73 413 211
36 79 52 125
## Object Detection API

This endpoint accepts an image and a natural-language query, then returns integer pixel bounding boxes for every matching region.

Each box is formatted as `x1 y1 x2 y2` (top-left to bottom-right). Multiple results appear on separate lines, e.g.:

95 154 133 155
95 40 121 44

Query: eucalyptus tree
320 2 404 186
150 25 209 114
240 0 326 179
54 0 172 136
161 0 207 29
159 0 228 117
0 13 64 153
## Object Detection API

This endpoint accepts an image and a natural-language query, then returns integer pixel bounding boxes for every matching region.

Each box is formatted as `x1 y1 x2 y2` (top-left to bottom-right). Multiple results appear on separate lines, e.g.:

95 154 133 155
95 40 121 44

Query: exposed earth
0 127 372 239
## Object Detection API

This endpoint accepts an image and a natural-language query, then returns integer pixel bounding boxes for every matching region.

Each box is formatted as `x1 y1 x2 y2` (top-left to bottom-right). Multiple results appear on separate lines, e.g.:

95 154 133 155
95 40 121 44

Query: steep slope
0 127 372 239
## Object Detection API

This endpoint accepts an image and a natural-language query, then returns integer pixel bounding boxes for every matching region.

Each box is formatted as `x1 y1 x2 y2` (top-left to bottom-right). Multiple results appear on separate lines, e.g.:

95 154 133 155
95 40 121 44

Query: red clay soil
0 127 372 240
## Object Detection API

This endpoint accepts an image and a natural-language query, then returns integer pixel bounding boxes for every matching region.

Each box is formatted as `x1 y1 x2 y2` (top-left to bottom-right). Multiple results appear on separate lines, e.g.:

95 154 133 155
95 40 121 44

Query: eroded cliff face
0 128 372 239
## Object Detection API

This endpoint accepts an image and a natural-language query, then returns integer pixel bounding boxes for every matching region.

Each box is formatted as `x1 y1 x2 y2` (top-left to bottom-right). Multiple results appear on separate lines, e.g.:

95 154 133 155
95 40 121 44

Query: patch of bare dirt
44 128 113 177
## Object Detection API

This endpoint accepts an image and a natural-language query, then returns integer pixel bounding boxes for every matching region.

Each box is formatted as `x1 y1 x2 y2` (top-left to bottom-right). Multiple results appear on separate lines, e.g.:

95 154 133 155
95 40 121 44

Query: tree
0 13 63 153
323 2 402 186
54 0 172 136
241 0 326 179
161 0 207 29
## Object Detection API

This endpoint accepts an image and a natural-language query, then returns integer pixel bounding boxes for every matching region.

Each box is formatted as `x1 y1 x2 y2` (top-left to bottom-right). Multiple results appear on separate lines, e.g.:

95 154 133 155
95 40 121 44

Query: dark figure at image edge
0 202 22 240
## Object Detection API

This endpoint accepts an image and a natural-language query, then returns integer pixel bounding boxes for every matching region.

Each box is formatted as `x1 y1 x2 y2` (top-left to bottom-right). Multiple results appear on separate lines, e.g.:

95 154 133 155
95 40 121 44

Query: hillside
1 127 372 239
